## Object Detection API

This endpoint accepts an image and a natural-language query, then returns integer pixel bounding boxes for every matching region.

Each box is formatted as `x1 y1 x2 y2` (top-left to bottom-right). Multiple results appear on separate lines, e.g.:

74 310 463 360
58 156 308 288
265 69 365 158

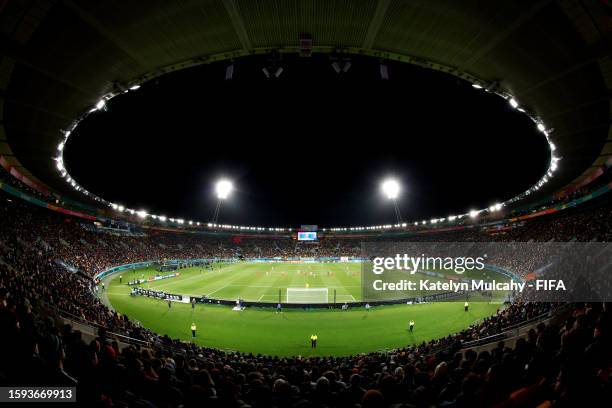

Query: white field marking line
223 284 362 288
257 294 265 301
335 294 357 301
205 268 256 296
146 271 219 289
147 266 240 290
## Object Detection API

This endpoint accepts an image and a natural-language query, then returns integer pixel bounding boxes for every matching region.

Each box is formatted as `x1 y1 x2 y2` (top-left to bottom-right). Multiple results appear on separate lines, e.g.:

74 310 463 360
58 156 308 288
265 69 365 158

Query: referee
191 322 197 338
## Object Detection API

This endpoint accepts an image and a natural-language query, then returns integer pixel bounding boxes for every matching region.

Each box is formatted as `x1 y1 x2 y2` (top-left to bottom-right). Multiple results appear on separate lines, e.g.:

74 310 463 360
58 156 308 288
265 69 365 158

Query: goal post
286 288 329 304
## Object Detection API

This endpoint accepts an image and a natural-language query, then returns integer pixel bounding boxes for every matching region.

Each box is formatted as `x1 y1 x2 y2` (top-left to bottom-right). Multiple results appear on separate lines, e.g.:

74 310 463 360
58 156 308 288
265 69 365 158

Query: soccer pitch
104 262 507 356
116 262 362 302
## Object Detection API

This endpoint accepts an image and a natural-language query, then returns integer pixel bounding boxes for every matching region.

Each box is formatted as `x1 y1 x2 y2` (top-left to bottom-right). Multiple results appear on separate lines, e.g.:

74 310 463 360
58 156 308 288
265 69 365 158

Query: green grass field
104 262 507 356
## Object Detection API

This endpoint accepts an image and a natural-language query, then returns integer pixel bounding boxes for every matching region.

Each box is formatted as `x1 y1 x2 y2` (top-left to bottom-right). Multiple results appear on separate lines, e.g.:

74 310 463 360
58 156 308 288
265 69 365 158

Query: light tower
381 178 402 224
212 179 233 224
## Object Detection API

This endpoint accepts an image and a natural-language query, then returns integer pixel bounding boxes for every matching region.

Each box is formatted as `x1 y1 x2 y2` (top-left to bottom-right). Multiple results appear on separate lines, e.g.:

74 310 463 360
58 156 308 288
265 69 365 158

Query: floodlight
136 210 147 218
380 64 389 80
96 99 106 110
129 85 141 90
381 179 400 199
225 64 234 80
469 210 479 218
489 203 502 212
509 98 518 108
262 67 283 79
472 83 483 89
216 179 233 199
537 123 546 132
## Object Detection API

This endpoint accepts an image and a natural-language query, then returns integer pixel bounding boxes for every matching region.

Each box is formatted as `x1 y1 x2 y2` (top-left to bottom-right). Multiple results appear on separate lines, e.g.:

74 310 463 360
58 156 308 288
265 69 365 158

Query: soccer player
168 299 172 309
191 322 197 338
464 301 469 312
310 334 318 348
409 320 415 332
119 275 122 284
191 297 196 309
276 303 282 313
365 303 370 312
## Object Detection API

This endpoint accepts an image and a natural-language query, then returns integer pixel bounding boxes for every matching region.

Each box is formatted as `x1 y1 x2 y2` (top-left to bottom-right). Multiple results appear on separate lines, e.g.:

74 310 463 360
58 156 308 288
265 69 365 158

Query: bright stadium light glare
472 83 483 89
489 203 502 212
469 209 479 218
96 99 106 110
216 179 233 199
381 179 400 199
136 210 147 218
551 161 558 171
509 97 518 108
537 123 546 132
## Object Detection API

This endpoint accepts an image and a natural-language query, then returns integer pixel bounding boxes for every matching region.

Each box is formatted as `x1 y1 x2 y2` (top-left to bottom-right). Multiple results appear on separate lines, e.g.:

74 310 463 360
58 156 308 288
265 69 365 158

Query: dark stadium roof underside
0 0 611 210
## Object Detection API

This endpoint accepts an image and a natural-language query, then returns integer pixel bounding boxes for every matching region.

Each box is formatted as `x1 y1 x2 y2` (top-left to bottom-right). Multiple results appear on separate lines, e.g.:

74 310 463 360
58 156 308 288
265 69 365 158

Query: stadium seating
0 185 611 406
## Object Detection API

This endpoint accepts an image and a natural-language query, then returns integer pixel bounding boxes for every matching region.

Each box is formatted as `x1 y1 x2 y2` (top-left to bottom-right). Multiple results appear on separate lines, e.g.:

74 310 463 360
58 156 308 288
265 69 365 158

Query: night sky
64 54 549 227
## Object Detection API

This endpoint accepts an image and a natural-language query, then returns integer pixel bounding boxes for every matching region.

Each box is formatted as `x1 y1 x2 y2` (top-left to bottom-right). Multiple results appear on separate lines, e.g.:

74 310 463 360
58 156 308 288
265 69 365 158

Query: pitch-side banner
360 242 612 302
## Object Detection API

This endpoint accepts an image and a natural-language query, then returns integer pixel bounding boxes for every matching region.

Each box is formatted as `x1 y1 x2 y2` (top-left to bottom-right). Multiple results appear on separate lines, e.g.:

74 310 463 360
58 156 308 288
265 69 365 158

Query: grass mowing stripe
105 262 507 356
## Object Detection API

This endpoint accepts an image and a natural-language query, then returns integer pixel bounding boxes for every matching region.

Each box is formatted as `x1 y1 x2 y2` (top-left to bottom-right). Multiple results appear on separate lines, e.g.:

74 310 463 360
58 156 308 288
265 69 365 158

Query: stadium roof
0 0 610 206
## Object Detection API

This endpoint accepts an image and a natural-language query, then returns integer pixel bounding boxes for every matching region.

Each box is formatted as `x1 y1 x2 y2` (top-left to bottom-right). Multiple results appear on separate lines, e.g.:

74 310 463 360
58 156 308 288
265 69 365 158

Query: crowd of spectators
1 189 611 406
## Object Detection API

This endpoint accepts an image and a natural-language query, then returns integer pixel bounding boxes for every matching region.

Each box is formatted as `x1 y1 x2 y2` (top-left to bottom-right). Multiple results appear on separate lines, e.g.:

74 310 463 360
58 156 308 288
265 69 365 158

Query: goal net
286 288 329 304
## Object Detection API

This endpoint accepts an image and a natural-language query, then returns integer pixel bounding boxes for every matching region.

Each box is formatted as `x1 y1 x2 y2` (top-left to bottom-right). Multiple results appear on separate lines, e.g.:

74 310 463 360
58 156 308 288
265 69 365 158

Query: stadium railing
459 304 569 349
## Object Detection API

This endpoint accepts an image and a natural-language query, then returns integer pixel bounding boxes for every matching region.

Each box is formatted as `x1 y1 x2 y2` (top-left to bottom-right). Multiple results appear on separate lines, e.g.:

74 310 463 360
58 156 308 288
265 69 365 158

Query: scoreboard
297 231 318 241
